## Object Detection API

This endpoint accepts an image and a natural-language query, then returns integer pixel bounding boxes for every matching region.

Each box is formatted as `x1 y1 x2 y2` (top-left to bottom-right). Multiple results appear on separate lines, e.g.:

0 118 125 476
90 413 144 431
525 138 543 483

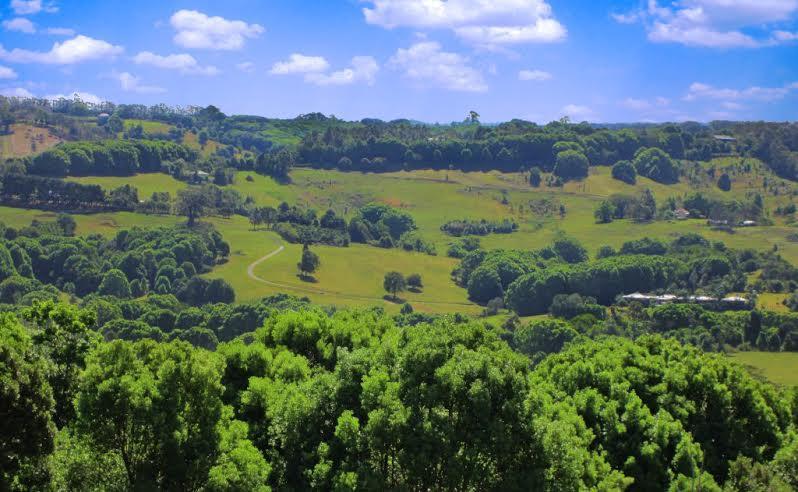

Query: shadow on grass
382 295 406 304
297 273 319 283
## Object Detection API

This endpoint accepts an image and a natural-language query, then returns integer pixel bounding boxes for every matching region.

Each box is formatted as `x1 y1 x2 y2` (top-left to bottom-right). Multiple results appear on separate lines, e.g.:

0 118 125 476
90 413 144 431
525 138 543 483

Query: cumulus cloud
305 56 379 86
0 35 122 64
518 69 551 81
44 91 105 104
0 86 34 97
269 54 330 75
362 0 566 47
614 0 798 48
113 72 166 94
170 10 264 50
133 51 219 76
11 0 57 15
3 18 36 33
685 81 797 101
621 96 670 110
388 41 487 92
562 104 595 121
236 61 256 73
0 66 18 79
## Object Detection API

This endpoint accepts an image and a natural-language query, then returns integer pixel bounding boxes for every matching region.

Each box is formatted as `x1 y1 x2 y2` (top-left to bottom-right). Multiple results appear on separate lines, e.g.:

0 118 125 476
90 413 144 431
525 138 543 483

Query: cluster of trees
457 234 757 315
440 218 518 237
3 299 798 490
382 271 423 299
349 203 435 254
594 189 658 223
26 139 194 177
0 219 232 306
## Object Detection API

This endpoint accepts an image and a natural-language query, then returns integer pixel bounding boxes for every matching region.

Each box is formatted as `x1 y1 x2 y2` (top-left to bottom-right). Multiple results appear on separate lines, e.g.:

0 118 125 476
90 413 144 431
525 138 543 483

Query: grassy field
123 119 222 157
0 123 61 158
757 293 790 312
6 158 798 313
67 173 187 198
729 351 798 386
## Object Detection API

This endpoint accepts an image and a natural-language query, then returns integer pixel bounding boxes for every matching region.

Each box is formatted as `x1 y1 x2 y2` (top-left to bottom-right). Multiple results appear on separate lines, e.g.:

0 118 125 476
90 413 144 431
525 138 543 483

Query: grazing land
729 351 798 386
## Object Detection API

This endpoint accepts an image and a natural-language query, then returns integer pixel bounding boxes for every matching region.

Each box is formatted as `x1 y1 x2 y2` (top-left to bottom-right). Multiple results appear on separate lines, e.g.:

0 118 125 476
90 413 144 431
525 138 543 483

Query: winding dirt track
245 244 475 308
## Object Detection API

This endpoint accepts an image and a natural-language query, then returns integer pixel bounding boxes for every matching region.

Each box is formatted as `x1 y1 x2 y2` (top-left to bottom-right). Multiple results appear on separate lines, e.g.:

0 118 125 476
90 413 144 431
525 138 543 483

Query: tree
594 200 615 224
406 273 423 291
176 187 211 227
98 269 131 298
553 150 589 181
717 173 732 192
298 245 320 278
0 313 56 485
75 340 267 489
25 302 99 427
205 278 235 304
632 188 657 222
529 167 542 187
611 160 637 184
552 236 588 263
383 271 406 299
634 147 678 184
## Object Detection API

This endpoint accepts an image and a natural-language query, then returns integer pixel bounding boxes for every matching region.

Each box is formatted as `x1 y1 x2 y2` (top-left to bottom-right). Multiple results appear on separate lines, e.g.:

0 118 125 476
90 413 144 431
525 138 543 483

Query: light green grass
5 161 798 313
123 119 171 133
729 351 798 386
757 293 790 313
66 173 187 199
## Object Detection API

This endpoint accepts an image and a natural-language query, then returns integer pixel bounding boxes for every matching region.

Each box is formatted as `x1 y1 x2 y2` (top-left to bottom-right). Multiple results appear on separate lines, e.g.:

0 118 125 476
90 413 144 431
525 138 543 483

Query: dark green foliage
718 172 732 191
0 313 56 486
633 147 679 183
611 159 637 184
553 150 589 181
441 218 518 236
383 271 405 299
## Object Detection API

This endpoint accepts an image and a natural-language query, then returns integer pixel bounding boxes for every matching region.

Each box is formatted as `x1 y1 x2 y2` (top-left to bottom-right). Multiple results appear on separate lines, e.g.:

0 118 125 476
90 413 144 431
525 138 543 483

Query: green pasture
6 158 798 313
729 351 798 386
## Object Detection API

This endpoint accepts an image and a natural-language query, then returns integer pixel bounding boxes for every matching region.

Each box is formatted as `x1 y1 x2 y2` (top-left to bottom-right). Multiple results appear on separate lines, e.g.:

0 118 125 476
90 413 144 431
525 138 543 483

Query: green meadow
16 158 798 313
729 351 798 387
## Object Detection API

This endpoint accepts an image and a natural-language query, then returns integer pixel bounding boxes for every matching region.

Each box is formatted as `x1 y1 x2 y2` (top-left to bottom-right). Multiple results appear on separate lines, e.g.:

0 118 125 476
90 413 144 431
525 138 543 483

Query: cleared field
0 123 61 158
5 160 798 313
67 173 187 198
757 293 790 313
729 351 798 386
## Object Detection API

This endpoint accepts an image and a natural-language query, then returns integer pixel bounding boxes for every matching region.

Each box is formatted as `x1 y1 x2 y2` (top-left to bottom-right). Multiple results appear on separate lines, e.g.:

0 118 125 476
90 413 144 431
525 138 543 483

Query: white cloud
615 0 798 48
562 104 595 121
45 27 75 36
44 91 104 104
305 56 379 86
518 69 551 81
236 61 256 73
0 65 19 79
113 72 166 94
11 0 57 15
362 0 566 47
721 101 744 110
0 35 122 64
0 86 34 97
133 51 219 76
3 18 36 33
685 81 796 101
388 41 487 92
621 96 670 110
170 10 264 50
269 54 330 75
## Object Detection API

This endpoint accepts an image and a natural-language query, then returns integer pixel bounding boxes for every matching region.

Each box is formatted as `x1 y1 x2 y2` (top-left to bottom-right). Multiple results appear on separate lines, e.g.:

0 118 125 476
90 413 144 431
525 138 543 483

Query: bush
553 150 589 181
611 160 637 184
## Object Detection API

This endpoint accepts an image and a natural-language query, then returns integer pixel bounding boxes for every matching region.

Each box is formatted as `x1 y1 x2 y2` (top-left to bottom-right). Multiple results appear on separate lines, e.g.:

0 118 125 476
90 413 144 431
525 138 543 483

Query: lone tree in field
717 173 732 192
298 244 320 278
175 187 211 227
406 273 423 291
383 271 406 300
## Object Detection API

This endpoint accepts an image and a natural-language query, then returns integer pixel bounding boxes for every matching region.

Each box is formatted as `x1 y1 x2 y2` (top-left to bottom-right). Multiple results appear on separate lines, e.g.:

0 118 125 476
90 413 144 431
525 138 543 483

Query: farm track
245 243 475 308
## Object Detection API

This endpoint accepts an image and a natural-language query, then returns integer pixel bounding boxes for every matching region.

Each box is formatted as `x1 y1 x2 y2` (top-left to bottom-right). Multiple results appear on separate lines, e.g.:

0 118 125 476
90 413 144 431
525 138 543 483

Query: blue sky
0 0 797 123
